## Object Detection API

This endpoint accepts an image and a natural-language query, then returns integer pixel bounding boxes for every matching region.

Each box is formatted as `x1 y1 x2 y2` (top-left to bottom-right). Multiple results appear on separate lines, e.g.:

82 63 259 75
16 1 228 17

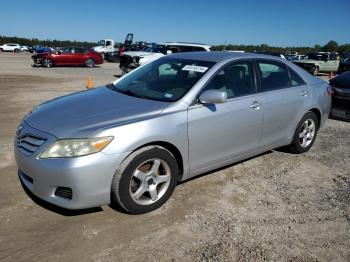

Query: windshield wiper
116 88 148 99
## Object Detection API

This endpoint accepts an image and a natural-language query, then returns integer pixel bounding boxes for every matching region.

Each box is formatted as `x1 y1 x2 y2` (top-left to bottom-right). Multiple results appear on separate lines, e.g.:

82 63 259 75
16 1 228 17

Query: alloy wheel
43 59 52 68
299 119 316 148
129 158 171 205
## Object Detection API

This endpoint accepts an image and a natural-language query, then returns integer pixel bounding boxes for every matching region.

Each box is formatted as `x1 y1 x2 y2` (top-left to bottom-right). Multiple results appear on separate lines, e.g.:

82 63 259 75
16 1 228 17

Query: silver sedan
15 52 332 214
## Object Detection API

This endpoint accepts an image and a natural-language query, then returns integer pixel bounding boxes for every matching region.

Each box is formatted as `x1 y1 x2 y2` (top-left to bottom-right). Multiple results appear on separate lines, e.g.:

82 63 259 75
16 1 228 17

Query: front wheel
14 48 19 53
42 58 53 68
85 58 95 68
288 111 319 153
111 146 178 214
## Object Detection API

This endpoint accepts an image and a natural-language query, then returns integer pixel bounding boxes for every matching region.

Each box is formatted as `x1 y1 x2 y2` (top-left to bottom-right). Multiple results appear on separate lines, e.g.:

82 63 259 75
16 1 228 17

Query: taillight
327 85 334 96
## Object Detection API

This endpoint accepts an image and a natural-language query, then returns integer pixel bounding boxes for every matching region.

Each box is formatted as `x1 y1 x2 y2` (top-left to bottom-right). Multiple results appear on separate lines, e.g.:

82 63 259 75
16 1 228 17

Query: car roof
168 51 286 62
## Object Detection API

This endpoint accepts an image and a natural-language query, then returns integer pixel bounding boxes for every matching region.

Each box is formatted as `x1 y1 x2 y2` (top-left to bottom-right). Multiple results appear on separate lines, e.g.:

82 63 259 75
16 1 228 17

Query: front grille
54 187 73 200
16 134 47 156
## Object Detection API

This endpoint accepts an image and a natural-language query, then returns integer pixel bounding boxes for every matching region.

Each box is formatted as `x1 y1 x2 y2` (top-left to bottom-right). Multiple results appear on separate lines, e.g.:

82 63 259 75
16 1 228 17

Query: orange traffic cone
86 76 93 89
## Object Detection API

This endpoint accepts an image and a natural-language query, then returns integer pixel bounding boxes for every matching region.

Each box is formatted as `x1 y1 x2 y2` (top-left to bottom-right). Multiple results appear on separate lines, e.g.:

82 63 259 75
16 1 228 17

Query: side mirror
166 50 172 54
199 89 227 104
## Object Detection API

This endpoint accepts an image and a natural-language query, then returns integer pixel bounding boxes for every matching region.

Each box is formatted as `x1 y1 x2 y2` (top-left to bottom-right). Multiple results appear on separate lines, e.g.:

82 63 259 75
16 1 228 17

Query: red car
32 47 103 68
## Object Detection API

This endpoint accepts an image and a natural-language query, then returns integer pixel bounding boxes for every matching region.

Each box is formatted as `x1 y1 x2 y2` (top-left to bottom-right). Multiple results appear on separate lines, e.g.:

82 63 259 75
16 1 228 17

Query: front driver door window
187 60 264 174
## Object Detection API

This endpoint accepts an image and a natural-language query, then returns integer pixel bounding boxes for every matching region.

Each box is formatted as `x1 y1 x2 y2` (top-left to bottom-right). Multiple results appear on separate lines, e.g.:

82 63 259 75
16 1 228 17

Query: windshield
97 40 105 46
143 44 167 54
111 57 214 102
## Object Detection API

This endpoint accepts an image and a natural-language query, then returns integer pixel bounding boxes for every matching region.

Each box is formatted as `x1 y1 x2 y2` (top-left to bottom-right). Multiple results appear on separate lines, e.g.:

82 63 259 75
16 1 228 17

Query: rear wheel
288 112 318 153
14 48 19 53
310 66 319 76
85 58 95 68
111 146 178 214
42 58 53 68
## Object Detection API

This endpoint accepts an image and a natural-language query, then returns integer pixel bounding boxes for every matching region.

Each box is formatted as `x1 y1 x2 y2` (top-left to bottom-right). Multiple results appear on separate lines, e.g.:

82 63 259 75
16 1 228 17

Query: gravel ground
0 53 349 262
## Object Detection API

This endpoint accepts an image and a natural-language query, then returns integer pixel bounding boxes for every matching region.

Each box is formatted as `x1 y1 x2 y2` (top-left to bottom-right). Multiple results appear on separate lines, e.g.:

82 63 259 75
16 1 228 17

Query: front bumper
32 57 42 67
15 122 129 209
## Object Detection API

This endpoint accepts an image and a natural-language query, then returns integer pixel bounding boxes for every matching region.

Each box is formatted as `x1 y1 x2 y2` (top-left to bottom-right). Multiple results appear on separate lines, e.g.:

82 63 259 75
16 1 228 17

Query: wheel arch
308 108 321 128
123 141 184 181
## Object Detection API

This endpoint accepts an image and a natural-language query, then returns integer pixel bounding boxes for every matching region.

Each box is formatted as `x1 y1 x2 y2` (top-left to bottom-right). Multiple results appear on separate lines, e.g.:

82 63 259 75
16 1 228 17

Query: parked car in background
338 58 350 74
119 42 211 74
340 52 350 61
20 46 29 52
0 43 21 52
32 47 103 68
28 46 34 53
293 53 340 76
34 45 54 54
15 52 331 214
329 71 350 121
105 51 120 63
285 55 305 61
105 42 150 63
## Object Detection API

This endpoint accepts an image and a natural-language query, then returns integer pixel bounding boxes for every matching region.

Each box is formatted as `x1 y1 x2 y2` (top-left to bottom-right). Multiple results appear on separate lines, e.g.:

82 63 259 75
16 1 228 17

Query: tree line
0 36 97 48
1 36 349 55
211 41 350 54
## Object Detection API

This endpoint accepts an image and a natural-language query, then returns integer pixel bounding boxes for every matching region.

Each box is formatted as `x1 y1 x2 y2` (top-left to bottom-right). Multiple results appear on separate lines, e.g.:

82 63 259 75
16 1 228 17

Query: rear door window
257 60 291 92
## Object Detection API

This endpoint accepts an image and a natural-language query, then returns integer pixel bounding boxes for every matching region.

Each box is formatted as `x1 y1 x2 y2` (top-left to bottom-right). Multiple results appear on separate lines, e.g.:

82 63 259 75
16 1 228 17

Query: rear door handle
299 90 308 97
249 101 262 109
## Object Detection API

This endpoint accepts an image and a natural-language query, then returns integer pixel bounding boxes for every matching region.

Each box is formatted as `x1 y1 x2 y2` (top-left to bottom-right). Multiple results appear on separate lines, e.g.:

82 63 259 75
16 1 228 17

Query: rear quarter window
289 68 306 86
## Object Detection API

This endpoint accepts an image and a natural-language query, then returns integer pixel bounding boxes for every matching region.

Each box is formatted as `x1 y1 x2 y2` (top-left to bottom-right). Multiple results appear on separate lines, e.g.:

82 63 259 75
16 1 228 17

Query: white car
119 42 211 74
0 43 21 52
20 45 29 52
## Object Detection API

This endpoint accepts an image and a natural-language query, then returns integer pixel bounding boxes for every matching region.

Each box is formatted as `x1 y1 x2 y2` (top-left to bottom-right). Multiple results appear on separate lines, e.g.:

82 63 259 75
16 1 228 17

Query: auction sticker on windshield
182 65 208 73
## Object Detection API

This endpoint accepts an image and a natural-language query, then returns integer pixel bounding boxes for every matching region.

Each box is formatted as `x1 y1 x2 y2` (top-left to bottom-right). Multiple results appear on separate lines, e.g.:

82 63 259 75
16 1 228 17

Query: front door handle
299 90 308 97
249 101 262 109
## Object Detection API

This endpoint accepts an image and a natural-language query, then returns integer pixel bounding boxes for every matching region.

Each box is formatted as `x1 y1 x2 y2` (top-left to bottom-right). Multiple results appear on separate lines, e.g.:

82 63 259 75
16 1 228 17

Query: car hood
32 52 51 57
122 51 153 57
24 86 169 138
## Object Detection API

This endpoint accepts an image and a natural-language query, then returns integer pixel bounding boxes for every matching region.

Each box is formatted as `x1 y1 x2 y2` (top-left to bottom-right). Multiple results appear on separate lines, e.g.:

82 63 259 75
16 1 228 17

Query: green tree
323 40 338 52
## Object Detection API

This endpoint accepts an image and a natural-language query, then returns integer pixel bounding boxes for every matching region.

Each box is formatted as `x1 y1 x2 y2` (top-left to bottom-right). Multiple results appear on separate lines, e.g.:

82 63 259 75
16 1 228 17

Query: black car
329 71 350 121
105 51 120 63
338 58 350 74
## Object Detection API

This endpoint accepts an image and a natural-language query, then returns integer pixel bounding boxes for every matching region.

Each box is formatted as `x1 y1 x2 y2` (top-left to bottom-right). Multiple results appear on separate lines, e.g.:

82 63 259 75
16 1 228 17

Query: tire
85 58 95 68
14 48 19 53
42 58 53 68
288 112 319 154
111 146 179 214
310 66 319 76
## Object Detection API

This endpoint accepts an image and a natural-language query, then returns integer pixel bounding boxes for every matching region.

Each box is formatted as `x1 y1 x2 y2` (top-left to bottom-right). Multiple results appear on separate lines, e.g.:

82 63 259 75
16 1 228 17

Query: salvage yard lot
0 53 349 261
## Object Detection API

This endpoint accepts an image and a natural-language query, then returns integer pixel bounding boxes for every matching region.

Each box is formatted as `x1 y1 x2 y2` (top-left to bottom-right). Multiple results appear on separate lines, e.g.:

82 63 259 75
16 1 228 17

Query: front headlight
40 137 113 159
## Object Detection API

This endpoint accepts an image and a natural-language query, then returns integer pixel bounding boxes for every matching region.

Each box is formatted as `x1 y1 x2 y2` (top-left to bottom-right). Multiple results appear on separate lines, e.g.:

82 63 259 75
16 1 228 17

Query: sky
0 0 349 47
